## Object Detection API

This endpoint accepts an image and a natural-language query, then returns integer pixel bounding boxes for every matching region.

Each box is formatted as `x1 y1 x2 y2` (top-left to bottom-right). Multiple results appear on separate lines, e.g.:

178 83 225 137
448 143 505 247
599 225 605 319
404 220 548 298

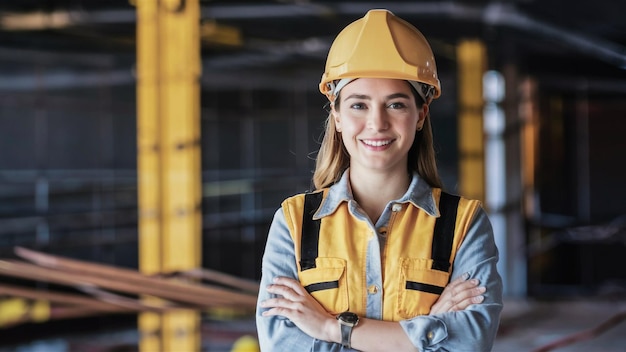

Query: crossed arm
260 274 486 351
256 207 503 351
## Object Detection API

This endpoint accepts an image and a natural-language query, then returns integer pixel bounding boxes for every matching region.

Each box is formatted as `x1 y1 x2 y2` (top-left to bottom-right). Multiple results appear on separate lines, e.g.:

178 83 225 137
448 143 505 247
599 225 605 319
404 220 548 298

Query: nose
367 106 389 131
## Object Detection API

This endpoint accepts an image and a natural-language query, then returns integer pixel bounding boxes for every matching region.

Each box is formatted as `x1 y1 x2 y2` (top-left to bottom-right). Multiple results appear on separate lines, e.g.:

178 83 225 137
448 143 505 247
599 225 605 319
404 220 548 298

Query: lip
360 138 394 149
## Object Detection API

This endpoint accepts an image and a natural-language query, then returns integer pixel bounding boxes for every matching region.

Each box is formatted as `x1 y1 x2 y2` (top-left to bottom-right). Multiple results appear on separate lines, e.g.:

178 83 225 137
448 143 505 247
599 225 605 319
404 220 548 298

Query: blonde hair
312 89 443 190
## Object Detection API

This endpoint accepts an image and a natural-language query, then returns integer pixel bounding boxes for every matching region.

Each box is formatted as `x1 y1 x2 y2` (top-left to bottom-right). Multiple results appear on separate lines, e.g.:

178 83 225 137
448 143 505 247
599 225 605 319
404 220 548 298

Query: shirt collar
315 169 439 219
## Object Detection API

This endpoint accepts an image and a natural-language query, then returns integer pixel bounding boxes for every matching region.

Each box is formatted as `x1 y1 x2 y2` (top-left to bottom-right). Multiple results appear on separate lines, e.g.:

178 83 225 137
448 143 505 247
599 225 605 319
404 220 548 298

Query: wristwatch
336 311 359 349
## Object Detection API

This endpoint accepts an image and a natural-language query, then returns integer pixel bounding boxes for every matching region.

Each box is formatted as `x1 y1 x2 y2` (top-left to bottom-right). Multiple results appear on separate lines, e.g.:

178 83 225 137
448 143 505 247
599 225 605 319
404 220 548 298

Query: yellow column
520 78 539 217
0 298 49 327
135 0 202 351
457 40 487 201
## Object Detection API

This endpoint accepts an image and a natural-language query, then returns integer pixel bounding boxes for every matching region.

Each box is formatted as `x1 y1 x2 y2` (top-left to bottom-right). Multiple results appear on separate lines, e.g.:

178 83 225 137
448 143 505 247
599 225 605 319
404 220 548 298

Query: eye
388 102 407 109
350 102 367 110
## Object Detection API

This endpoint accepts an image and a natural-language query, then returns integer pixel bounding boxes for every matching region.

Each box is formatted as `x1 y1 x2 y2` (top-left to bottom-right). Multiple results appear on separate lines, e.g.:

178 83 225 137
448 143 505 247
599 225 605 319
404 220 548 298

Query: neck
349 169 411 223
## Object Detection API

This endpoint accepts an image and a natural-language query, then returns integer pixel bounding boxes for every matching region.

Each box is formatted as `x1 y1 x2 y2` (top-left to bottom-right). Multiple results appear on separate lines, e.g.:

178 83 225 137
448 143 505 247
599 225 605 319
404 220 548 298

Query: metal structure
135 0 203 350
1 0 626 349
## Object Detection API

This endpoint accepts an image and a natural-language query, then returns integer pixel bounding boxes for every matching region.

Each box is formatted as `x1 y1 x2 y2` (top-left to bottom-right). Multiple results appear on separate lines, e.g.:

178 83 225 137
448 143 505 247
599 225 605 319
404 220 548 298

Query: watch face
338 312 359 325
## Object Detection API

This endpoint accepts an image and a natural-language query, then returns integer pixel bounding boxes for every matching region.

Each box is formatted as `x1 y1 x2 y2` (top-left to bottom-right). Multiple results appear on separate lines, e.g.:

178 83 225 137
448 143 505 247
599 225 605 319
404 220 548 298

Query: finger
273 276 308 296
448 272 471 286
452 286 487 310
430 277 484 314
260 297 293 309
260 297 314 322
437 278 476 305
442 285 486 312
449 280 482 299
261 305 297 318
448 289 486 311
453 278 481 293
431 289 458 314
266 283 303 301
260 297 306 318
446 275 478 294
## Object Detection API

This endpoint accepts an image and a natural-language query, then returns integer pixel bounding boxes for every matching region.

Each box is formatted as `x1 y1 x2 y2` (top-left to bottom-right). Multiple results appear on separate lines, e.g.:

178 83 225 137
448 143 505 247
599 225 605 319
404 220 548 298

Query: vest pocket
298 257 348 315
397 257 451 318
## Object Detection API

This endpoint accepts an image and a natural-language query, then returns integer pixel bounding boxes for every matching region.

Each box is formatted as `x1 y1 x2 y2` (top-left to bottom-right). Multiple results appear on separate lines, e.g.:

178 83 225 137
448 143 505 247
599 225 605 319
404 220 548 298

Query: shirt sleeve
399 207 504 352
256 208 318 351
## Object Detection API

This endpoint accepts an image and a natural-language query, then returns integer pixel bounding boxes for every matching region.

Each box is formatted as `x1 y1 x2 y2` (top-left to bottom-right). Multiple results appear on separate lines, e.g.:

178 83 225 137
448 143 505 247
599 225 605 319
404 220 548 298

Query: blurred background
0 0 625 351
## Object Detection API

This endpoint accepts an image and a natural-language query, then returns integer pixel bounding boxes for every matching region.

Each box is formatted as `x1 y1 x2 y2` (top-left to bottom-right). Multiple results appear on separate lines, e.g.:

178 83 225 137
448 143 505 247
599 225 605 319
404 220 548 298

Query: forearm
399 302 501 351
399 208 503 351
348 318 418 352
257 209 313 350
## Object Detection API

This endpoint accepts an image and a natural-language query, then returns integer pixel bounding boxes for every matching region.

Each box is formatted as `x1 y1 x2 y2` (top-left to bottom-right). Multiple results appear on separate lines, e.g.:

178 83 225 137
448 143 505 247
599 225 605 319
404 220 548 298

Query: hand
260 276 337 343
429 273 486 315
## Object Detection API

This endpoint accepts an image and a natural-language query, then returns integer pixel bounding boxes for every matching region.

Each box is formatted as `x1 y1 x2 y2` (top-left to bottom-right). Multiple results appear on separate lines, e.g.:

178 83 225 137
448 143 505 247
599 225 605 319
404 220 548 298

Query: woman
256 9 502 351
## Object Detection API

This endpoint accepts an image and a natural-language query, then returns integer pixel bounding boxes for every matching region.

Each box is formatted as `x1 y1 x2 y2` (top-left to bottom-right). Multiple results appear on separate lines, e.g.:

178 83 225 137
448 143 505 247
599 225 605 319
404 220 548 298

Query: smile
361 139 393 147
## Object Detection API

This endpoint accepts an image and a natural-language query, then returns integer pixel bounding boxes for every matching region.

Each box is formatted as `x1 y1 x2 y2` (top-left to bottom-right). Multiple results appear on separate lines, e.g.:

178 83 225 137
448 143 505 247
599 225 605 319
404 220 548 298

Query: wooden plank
0 283 135 312
0 260 256 309
15 246 259 294
14 247 258 305
174 268 259 294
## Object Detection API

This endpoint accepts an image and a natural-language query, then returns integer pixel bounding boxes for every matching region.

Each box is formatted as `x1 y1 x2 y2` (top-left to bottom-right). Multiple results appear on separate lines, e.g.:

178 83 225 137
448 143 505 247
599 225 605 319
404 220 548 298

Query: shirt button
392 203 402 212
427 331 434 340
367 285 379 294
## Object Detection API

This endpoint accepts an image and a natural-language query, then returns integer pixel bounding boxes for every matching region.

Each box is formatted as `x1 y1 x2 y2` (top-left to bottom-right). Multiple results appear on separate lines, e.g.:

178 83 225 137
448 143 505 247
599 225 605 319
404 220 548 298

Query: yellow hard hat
319 9 441 103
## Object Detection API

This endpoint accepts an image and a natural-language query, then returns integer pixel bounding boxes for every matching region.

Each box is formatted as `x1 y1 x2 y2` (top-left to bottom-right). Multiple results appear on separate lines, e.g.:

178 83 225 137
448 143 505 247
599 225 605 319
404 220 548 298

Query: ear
416 104 429 131
332 106 342 132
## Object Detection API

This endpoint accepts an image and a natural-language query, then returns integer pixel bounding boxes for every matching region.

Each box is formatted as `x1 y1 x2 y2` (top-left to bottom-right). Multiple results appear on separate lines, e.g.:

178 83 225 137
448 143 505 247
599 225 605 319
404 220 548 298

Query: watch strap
340 322 353 348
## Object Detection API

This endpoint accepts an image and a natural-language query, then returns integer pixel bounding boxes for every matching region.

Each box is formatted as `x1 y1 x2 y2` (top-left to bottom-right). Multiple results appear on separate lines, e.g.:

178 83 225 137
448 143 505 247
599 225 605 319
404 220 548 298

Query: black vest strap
300 192 323 271
298 191 459 273
431 192 460 272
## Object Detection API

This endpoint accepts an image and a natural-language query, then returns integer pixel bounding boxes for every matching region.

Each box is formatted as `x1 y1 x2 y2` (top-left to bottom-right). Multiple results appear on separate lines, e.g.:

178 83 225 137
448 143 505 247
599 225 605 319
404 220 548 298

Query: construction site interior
0 1 625 351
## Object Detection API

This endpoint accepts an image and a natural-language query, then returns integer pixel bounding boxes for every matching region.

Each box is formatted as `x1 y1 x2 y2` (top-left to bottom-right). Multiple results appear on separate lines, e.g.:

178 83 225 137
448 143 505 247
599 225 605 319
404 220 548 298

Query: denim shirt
256 170 503 351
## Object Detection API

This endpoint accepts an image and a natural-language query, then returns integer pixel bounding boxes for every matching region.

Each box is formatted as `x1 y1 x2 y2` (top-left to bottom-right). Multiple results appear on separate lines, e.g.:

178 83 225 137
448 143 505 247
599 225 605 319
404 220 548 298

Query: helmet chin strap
330 78 356 98
407 81 435 104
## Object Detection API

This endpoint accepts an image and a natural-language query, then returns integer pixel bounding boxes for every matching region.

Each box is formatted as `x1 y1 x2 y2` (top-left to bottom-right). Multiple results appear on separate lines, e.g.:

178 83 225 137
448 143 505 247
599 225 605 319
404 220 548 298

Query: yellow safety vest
281 188 481 321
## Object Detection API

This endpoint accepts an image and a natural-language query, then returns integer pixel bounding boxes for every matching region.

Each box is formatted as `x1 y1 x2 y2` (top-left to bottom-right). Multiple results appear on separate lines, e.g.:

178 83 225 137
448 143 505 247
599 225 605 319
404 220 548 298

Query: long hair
312 85 443 190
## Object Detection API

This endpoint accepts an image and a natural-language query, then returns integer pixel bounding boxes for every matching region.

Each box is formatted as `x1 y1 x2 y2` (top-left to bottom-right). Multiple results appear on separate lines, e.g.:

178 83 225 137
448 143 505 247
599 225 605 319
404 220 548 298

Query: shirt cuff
399 316 448 350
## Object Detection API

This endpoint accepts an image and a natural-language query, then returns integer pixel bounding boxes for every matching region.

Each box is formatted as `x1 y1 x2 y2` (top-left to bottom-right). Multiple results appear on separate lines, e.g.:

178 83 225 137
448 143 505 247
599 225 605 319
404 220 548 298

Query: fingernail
473 295 484 303
470 279 479 285
478 286 486 293
463 272 470 280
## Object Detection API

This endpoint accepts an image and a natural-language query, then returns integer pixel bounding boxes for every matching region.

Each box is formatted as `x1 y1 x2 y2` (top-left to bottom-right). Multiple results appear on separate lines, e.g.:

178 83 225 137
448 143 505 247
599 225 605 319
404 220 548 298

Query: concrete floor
1 299 625 351
494 299 626 352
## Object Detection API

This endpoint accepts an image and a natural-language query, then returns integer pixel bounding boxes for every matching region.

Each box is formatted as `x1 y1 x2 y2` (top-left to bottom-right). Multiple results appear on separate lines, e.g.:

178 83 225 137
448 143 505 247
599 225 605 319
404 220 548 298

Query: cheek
336 115 361 134
341 119 364 139
401 119 419 143
404 116 421 131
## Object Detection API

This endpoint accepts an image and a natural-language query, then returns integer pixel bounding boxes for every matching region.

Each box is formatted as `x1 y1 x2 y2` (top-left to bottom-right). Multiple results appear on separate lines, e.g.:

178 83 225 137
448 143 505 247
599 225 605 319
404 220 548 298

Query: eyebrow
343 92 412 101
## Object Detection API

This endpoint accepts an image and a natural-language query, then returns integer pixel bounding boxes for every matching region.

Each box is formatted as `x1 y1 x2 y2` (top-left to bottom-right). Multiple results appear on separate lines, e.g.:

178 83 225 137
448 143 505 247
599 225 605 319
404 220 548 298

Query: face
333 78 428 175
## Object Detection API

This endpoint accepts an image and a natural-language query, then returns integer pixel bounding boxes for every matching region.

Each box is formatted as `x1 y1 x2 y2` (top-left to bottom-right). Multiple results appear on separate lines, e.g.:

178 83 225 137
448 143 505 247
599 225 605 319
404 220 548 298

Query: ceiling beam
0 2 625 69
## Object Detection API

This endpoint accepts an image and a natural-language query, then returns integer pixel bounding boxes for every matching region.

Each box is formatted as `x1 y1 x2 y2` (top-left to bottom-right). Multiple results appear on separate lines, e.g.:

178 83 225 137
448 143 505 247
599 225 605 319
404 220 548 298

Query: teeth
362 140 391 147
